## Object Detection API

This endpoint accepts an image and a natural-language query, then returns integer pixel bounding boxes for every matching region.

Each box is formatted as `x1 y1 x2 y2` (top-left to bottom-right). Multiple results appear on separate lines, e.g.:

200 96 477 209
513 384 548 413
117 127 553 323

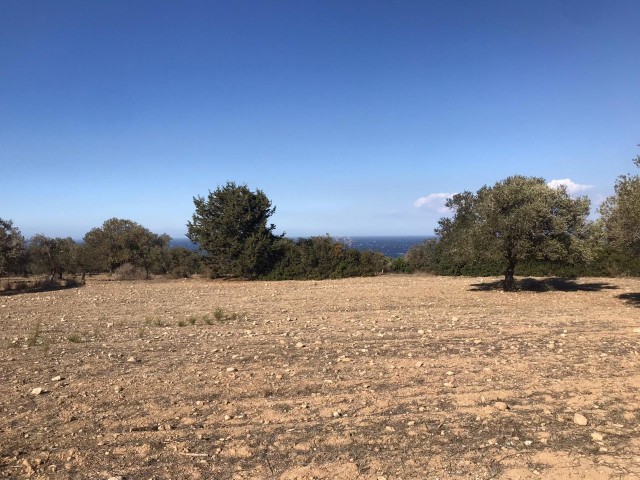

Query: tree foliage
267 236 388 280
187 182 279 278
0 218 25 276
600 150 640 257
436 176 592 291
83 218 170 277
28 235 78 280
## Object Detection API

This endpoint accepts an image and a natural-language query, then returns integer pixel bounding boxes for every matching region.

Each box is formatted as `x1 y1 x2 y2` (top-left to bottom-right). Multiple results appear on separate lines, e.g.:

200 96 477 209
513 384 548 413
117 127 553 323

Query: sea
171 236 430 259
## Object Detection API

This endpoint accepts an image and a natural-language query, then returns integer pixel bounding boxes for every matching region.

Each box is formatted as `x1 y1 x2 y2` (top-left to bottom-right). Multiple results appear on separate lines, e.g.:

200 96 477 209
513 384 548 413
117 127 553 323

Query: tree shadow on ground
470 277 619 292
618 293 640 307
0 278 84 297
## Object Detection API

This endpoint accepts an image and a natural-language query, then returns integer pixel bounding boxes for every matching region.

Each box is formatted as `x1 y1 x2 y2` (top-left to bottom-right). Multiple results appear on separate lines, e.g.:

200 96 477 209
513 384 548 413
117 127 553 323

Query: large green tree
187 182 279 278
28 235 78 280
600 150 640 257
436 176 592 291
83 218 170 277
0 218 25 276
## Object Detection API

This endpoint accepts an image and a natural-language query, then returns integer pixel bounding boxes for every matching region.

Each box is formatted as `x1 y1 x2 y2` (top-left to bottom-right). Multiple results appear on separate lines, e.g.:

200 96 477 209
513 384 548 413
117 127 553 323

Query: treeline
0 218 204 281
0 217 387 283
2 150 639 289
398 238 640 278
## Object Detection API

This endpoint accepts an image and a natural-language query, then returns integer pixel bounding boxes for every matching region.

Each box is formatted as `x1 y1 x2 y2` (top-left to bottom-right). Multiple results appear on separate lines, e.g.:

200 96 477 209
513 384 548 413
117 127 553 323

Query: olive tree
83 218 170 277
0 218 25 276
28 235 78 280
600 151 640 257
187 182 279 278
436 176 592 291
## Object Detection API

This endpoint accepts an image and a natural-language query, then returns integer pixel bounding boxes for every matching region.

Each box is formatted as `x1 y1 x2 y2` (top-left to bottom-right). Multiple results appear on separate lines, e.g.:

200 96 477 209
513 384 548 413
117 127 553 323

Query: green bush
265 236 389 280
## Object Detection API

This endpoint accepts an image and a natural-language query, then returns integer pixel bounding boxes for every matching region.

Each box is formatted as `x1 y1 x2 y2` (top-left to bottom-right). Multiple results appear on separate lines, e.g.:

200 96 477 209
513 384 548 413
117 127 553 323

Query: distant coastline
171 235 431 258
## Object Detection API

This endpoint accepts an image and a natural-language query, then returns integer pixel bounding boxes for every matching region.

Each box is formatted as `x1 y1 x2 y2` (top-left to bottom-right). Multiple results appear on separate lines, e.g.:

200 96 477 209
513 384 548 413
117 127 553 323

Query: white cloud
414 192 455 212
547 178 593 195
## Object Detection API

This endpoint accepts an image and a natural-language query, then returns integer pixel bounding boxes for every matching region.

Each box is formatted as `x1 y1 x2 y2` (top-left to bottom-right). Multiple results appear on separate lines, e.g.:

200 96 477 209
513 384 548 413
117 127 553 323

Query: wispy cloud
414 192 455 212
547 178 593 195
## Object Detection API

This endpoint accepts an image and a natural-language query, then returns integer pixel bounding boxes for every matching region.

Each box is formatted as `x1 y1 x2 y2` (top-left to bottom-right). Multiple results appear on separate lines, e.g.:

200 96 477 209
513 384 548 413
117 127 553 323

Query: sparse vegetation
66 333 84 343
26 323 42 347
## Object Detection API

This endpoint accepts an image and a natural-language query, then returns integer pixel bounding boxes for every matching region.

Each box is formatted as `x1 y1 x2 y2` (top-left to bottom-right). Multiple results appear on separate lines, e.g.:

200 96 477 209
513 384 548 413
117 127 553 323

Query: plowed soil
1 275 639 479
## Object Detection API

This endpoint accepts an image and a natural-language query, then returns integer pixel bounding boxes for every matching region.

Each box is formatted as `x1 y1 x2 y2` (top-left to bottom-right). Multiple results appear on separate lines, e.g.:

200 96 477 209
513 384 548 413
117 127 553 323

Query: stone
573 413 588 426
494 402 509 411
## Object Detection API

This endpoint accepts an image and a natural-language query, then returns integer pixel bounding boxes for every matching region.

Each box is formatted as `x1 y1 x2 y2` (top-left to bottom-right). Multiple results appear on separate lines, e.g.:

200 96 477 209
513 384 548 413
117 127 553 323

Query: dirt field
1 275 639 479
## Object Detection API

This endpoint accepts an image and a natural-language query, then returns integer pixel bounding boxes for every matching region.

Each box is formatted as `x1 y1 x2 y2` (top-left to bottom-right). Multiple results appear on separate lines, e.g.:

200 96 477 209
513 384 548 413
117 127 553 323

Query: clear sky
2 1 639 239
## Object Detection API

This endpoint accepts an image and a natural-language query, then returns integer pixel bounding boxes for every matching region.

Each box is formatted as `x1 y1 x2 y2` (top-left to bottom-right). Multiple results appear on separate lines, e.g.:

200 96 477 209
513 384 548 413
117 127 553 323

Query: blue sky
2 1 639 239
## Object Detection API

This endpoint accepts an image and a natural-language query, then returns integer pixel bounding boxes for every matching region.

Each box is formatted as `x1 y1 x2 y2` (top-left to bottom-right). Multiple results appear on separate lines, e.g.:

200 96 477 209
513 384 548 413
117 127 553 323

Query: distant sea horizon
171 235 432 258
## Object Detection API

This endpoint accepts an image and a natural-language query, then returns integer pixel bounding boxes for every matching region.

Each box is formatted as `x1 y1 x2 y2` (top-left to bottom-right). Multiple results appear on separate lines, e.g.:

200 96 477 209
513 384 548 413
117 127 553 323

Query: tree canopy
187 182 279 278
28 235 78 280
0 218 25 276
600 150 640 258
436 176 592 291
83 218 170 277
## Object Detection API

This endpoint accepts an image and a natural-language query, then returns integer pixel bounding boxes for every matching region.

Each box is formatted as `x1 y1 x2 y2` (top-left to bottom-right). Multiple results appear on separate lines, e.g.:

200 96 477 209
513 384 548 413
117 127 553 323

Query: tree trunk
503 260 517 292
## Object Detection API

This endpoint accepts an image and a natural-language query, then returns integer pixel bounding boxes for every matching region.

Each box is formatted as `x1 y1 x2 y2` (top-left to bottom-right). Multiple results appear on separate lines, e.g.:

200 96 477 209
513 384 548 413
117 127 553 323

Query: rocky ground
1 274 639 479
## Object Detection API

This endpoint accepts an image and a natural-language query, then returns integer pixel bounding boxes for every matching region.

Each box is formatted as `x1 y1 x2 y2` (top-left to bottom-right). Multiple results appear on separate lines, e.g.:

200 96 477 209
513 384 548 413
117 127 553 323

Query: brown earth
1 275 639 480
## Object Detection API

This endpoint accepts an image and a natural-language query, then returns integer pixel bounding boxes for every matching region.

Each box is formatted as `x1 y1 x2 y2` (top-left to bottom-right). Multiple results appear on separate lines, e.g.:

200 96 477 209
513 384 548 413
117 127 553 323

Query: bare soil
1 275 639 479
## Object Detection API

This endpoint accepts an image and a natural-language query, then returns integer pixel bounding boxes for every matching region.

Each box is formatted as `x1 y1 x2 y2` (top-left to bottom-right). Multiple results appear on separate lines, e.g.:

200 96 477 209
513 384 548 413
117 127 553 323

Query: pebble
51 376 63 382
107 477 124 480
573 413 588 426
415 361 424 368
31 387 44 395
332 411 341 418
226 367 237 372
295 342 305 348
126 356 136 363
591 432 604 441
114 386 123 393
494 402 509 411
224 415 232 421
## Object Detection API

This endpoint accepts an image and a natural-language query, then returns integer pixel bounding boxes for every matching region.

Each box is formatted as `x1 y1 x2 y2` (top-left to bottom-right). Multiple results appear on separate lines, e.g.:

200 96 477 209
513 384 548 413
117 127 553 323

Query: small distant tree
28 235 78 280
187 182 279 278
83 218 170 278
600 149 640 258
436 176 592 291
0 218 25 276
